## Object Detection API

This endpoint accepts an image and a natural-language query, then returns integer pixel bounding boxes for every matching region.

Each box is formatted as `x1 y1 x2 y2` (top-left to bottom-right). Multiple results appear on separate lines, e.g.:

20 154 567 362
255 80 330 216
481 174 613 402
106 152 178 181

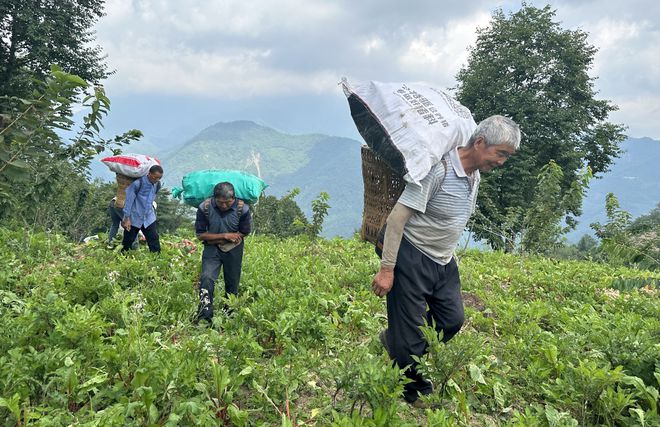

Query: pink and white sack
101 154 161 178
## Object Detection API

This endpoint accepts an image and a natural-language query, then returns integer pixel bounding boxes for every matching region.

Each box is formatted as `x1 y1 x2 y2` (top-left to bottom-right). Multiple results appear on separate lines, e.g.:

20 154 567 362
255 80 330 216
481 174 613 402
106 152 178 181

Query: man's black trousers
384 237 464 403
197 242 244 321
122 222 160 253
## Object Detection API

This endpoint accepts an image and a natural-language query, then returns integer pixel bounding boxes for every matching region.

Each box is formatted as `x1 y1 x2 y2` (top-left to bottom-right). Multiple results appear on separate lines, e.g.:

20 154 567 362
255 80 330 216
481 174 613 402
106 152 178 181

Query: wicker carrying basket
114 173 137 208
360 145 406 244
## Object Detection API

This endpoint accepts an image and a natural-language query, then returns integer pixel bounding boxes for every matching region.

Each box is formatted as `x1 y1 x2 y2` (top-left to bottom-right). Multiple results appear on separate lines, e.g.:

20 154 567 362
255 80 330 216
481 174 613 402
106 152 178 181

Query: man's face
148 171 163 184
475 139 515 172
215 196 235 212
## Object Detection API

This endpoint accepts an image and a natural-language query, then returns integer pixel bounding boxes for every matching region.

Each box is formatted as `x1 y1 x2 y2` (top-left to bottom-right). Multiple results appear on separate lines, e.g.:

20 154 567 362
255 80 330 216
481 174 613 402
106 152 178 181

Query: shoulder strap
135 176 161 194
441 157 448 183
236 200 245 222
134 176 142 194
203 198 211 220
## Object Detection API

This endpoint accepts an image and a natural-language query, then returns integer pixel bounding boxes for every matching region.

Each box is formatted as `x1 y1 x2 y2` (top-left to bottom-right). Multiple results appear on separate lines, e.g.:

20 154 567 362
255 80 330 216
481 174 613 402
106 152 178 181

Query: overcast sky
95 0 660 141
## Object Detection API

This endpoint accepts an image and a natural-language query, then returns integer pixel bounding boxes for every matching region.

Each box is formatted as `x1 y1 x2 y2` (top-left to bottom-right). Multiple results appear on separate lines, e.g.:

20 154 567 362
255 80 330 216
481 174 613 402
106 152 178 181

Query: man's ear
474 136 487 150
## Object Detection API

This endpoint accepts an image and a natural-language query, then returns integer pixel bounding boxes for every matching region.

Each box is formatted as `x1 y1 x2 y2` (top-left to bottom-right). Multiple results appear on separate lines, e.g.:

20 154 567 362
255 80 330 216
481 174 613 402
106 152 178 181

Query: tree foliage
252 189 309 238
0 0 109 98
591 195 659 270
28 176 116 242
252 189 331 239
155 188 195 234
628 202 660 235
307 191 331 239
0 66 141 238
456 4 626 250
518 161 591 254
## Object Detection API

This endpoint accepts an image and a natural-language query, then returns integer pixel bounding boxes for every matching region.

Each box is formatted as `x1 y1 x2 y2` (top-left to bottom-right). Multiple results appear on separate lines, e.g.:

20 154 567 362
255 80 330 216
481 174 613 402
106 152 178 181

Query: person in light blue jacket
121 165 163 252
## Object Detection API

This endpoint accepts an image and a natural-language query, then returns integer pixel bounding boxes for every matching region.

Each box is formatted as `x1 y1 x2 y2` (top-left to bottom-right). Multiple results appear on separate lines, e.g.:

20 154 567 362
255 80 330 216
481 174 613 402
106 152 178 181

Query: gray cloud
95 0 660 139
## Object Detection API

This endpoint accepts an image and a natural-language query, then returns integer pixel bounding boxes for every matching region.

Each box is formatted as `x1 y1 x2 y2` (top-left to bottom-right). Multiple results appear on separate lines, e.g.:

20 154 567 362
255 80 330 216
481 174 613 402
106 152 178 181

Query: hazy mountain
163 121 364 238
567 137 660 242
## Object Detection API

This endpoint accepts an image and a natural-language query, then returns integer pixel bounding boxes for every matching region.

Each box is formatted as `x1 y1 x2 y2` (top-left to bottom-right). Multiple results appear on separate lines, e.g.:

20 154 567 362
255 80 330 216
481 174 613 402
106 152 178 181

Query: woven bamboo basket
360 145 405 244
114 173 136 208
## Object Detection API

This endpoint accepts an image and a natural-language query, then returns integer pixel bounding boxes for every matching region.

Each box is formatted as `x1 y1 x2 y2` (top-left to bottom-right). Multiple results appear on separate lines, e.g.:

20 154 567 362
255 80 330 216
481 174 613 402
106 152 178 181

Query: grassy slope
0 229 658 426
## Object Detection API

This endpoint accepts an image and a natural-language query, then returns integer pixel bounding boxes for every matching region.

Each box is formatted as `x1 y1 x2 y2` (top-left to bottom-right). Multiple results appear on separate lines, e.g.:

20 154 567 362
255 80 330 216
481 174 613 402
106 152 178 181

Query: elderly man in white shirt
372 115 521 406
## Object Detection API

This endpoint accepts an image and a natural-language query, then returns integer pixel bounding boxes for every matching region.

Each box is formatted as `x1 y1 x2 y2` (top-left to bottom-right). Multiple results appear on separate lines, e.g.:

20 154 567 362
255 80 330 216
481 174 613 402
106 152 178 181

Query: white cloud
610 95 660 138
399 12 490 84
104 35 339 97
589 18 644 51
102 0 342 37
549 0 660 137
362 37 384 54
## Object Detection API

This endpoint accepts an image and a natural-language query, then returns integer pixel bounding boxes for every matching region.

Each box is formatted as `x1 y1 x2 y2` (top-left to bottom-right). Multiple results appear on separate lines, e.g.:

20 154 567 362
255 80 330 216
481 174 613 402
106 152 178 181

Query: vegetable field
0 228 658 426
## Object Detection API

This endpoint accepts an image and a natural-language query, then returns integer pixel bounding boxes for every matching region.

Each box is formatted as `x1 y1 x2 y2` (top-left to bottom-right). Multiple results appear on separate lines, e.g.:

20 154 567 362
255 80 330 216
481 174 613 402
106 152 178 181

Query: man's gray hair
466 115 521 150
213 182 235 199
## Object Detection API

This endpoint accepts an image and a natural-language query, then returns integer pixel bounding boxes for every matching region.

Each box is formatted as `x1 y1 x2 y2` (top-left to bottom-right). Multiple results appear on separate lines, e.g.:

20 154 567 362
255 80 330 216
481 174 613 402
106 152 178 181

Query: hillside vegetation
1 229 658 426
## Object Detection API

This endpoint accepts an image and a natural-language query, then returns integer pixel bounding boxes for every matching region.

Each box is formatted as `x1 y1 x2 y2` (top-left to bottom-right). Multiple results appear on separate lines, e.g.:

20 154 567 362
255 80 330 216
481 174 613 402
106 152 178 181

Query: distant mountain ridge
567 137 660 241
163 120 364 238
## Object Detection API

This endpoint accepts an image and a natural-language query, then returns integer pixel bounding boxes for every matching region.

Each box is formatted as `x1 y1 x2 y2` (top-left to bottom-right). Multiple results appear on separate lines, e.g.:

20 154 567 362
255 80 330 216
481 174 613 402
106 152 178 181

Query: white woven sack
342 78 476 184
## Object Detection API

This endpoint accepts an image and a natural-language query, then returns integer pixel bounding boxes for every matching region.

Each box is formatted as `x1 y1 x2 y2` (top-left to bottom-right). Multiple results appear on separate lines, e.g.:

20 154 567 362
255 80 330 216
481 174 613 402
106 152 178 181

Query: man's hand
225 233 242 244
122 218 131 230
372 266 394 297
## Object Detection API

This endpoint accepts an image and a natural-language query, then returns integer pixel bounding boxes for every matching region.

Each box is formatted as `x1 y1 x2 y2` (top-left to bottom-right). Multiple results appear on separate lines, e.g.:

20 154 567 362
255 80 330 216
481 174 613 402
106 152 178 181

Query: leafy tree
155 188 195 234
252 189 309 237
518 161 591 254
252 189 331 239
307 191 330 239
622 203 659 270
576 234 597 253
591 194 659 270
32 175 115 242
0 66 140 237
0 0 109 98
456 4 626 251
628 202 660 235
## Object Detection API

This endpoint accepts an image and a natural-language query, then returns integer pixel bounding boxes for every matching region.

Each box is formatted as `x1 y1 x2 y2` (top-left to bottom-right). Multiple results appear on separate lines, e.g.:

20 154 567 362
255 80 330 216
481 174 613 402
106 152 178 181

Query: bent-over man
372 115 521 406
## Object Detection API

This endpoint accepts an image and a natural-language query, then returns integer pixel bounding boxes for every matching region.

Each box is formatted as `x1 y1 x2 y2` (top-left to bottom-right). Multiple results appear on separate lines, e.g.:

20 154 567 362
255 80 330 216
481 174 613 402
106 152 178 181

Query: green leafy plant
414 325 484 405
592 193 660 270
252 188 309 237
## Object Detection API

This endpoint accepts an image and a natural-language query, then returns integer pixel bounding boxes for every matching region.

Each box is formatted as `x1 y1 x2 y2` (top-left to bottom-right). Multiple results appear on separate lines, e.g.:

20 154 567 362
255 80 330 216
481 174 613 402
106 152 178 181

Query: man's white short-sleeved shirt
398 148 480 265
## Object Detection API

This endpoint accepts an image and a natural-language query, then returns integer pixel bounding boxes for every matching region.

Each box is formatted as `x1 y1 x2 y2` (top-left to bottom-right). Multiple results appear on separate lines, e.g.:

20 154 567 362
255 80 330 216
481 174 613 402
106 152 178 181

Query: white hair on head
467 115 521 150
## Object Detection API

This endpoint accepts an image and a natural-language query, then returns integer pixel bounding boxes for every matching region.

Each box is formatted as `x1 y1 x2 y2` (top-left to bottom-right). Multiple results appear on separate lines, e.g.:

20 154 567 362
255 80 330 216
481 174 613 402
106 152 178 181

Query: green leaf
629 408 646 427
469 363 487 385
238 366 253 377
65 74 88 86
0 393 21 420
493 382 506 408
